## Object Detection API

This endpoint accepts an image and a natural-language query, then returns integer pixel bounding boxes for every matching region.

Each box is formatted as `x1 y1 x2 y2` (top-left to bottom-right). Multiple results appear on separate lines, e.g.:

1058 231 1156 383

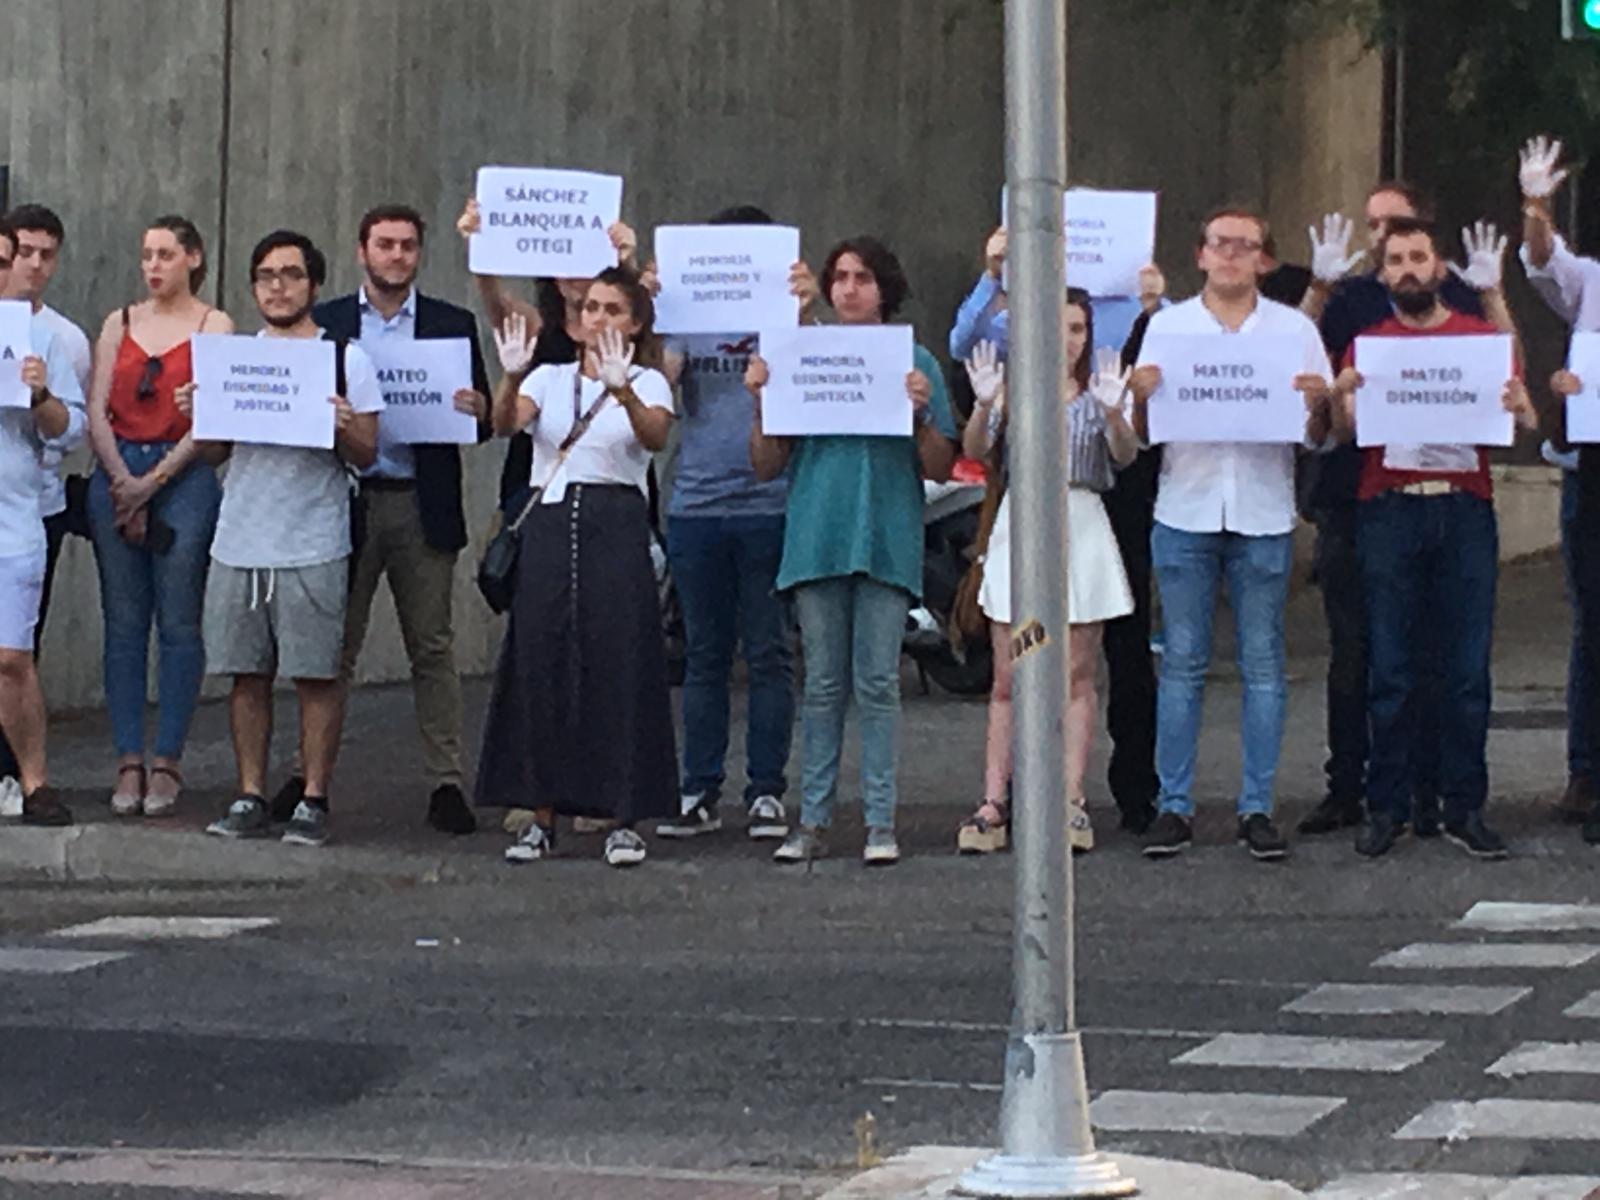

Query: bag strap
505 369 617 535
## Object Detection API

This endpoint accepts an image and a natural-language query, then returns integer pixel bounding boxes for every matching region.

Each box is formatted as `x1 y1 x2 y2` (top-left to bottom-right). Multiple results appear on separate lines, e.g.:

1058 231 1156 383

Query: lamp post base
957 1153 1138 1198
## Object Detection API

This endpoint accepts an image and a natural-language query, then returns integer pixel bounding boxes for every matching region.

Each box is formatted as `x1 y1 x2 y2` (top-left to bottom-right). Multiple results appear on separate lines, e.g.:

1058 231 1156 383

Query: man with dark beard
1329 218 1537 859
185 231 383 848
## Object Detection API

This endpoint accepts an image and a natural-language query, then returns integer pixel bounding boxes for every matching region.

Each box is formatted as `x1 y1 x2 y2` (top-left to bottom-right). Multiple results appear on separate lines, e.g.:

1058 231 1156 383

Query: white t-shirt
0 320 87 556
33 304 92 518
210 333 386 569
519 362 673 504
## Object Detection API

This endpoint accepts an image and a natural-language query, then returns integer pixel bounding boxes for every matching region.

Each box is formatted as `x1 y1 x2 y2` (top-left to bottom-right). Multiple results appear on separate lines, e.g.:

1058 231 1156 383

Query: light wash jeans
1151 522 1292 819
792 576 909 830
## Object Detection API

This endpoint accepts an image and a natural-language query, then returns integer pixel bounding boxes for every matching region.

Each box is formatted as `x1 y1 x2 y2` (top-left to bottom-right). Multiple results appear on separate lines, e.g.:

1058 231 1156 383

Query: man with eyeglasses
0 219 85 826
189 230 383 847
1128 208 1335 862
1294 183 1489 841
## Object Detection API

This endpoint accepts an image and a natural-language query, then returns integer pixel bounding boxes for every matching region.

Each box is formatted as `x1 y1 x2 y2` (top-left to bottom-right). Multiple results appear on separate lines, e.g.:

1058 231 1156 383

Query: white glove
494 313 537 375
1309 213 1364 284
596 328 636 391
964 340 1005 409
1519 135 1569 200
1088 348 1131 415
1451 221 1508 292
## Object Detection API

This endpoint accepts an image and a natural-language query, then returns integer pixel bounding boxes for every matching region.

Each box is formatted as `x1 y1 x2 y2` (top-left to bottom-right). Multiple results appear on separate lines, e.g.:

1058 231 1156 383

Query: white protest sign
1141 332 1311 444
1565 331 1600 444
191 334 337 449
759 325 914 437
653 225 801 335
469 166 623 279
1000 188 1159 297
0 299 33 409
1353 333 1515 448
360 337 476 445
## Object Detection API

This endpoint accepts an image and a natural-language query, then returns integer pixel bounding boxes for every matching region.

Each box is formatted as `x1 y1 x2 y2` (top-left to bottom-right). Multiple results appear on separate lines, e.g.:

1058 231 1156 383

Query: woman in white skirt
958 288 1139 854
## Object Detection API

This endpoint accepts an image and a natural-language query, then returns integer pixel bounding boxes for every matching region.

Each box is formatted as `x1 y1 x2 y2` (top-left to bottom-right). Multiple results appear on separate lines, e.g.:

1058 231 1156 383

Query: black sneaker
20 785 73 827
1443 812 1509 861
207 794 270 839
1118 803 1156 836
1238 813 1288 861
656 794 722 839
269 775 305 824
1559 775 1595 823
281 799 329 847
1412 796 1443 839
1584 802 1600 847
1355 812 1407 859
427 784 477 835
1142 811 1192 859
1297 795 1362 835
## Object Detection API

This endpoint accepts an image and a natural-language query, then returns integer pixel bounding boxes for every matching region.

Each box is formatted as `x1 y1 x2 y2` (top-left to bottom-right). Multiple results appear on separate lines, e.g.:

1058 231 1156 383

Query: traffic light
1565 0 1600 40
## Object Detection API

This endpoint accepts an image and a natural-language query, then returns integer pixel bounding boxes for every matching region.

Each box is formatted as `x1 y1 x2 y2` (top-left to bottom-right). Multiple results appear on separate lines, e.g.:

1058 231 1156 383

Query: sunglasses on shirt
136 355 163 403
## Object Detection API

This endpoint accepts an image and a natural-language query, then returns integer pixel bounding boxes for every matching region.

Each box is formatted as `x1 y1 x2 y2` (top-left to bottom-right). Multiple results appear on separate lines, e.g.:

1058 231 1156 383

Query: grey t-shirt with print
666 333 787 518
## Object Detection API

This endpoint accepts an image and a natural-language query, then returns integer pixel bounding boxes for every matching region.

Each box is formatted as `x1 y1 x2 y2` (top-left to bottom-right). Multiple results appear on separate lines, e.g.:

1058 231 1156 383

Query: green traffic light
1588 0 1600 30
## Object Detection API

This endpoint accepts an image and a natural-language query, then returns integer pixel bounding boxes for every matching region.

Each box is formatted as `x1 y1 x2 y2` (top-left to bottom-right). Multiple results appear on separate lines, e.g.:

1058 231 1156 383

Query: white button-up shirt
1140 293 1331 537
358 285 416 480
1521 235 1600 333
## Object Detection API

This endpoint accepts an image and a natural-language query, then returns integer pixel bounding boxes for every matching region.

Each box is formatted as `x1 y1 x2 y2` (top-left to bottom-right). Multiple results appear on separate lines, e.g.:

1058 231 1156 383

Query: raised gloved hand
494 313 538 376
1309 213 1364 285
595 327 636 392
1451 221 1509 292
1089 347 1132 416
964 340 1005 409
1519 135 1569 200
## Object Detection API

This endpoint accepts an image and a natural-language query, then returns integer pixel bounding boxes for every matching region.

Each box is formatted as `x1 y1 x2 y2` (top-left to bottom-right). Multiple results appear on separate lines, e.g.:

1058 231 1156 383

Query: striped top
988 387 1117 493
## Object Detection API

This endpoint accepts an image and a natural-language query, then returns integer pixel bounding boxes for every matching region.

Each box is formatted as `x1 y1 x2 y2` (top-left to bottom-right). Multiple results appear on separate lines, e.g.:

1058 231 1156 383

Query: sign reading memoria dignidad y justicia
190 333 339 449
758 325 915 437
468 166 624 279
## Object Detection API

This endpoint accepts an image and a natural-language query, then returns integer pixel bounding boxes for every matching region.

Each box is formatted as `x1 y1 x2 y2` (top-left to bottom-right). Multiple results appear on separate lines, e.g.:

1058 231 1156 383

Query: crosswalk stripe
1173 1032 1443 1073
1394 1099 1600 1141
1566 991 1600 1019
48 916 279 941
1087 1090 1345 1137
1283 983 1531 1016
0 948 132 974
1457 901 1600 933
1374 943 1600 970
1314 1173 1600 1198
1486 1041 1600 1077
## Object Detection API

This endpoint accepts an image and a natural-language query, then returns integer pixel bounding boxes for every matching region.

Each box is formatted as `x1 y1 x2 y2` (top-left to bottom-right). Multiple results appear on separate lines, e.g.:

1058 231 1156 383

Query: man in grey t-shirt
184 231 383 848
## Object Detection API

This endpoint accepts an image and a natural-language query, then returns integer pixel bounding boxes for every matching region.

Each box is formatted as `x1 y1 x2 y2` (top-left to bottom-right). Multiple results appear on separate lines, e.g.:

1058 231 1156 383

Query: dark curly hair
821 236 910 321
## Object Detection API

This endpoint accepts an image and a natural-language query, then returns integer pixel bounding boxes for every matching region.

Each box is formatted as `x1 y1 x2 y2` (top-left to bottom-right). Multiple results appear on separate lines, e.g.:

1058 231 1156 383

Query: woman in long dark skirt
476 267 679 867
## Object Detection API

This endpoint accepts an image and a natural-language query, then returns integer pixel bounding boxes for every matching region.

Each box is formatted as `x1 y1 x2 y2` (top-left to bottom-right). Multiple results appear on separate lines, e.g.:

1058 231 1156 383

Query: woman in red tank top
86 216 235 819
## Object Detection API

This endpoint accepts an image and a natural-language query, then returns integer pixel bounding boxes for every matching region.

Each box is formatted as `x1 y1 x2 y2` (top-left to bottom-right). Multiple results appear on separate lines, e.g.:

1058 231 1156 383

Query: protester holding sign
83 216 232 819
956 290 1138 858
475 266 679 870
0 221 84 826
746 237 959 866
1129 207 1334 863
304 204 491 839
1329 218 1534 860
653 206 811 845
184 231 383 849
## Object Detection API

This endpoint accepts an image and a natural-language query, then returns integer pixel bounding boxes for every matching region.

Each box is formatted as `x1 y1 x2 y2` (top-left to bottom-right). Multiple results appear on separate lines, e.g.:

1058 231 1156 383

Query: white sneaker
505 823 553 863
604 827 648 868
745 795 789 841
0 776 23 818
863 826 901 866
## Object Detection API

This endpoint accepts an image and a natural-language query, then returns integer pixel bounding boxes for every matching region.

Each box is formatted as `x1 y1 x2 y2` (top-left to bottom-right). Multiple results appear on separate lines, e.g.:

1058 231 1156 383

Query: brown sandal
958 798 1011 855
143 765 183 818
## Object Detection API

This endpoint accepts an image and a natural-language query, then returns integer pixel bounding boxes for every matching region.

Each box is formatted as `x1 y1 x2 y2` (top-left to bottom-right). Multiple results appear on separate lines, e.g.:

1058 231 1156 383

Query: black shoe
1142 812 1192 859
1412 795 1442 839
1584 802 1600 846
427 784 477 835
1118 804 1156 836
1355 812 1407 859
1443 813 1510 861
656 794 723 839
20 785 73 827
1559 775 1596 823
1238 813 1288 861
269 775 306 824
1297 795 1362 835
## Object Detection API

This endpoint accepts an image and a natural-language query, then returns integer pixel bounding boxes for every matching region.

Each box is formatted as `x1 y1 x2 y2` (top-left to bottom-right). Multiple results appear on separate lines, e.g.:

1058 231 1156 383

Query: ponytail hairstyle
148 214 208 292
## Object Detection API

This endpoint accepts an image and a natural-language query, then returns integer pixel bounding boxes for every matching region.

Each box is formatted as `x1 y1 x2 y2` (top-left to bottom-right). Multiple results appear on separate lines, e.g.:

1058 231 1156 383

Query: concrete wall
2 0 1386 711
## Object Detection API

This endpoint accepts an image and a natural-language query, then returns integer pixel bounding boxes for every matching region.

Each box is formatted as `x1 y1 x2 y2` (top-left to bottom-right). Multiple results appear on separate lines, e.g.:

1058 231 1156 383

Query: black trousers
1102 448 1160 815
0 512 69 779
1577 449 1600 788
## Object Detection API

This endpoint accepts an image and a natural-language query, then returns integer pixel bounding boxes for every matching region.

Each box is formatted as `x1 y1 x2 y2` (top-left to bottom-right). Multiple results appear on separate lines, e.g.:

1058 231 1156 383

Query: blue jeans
1152 523 1292 818
88 442 220 759
1359 492 1498 825
667 514 795 801
792 576 910 830
1562 471 1593 780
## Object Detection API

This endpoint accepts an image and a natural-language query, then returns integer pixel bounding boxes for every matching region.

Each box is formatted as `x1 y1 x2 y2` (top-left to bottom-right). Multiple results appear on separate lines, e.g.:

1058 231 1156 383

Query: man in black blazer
310 204 491 835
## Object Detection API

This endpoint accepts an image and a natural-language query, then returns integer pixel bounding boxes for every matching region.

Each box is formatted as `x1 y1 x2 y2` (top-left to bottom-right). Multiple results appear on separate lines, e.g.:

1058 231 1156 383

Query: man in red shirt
1331 217 1537 859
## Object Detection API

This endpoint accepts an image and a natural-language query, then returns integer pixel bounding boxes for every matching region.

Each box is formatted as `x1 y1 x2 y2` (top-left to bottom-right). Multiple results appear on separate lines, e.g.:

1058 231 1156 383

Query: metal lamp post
958 0 1136 1195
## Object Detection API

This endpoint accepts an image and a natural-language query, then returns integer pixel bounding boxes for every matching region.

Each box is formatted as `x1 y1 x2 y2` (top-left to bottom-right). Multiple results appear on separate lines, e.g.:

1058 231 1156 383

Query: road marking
1314 1174 1600 1198
1283 983 1531 1016
1174 1033 1443 1073
1374 942 1600 970
1486 1041 1600 1077
1567 991 1600 1019
1457 901 1600 933
859 1076 1002 1094
0 948 131 975
1395 1099 1600 1141
1088 1090 1345 1137
48 917 279 941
